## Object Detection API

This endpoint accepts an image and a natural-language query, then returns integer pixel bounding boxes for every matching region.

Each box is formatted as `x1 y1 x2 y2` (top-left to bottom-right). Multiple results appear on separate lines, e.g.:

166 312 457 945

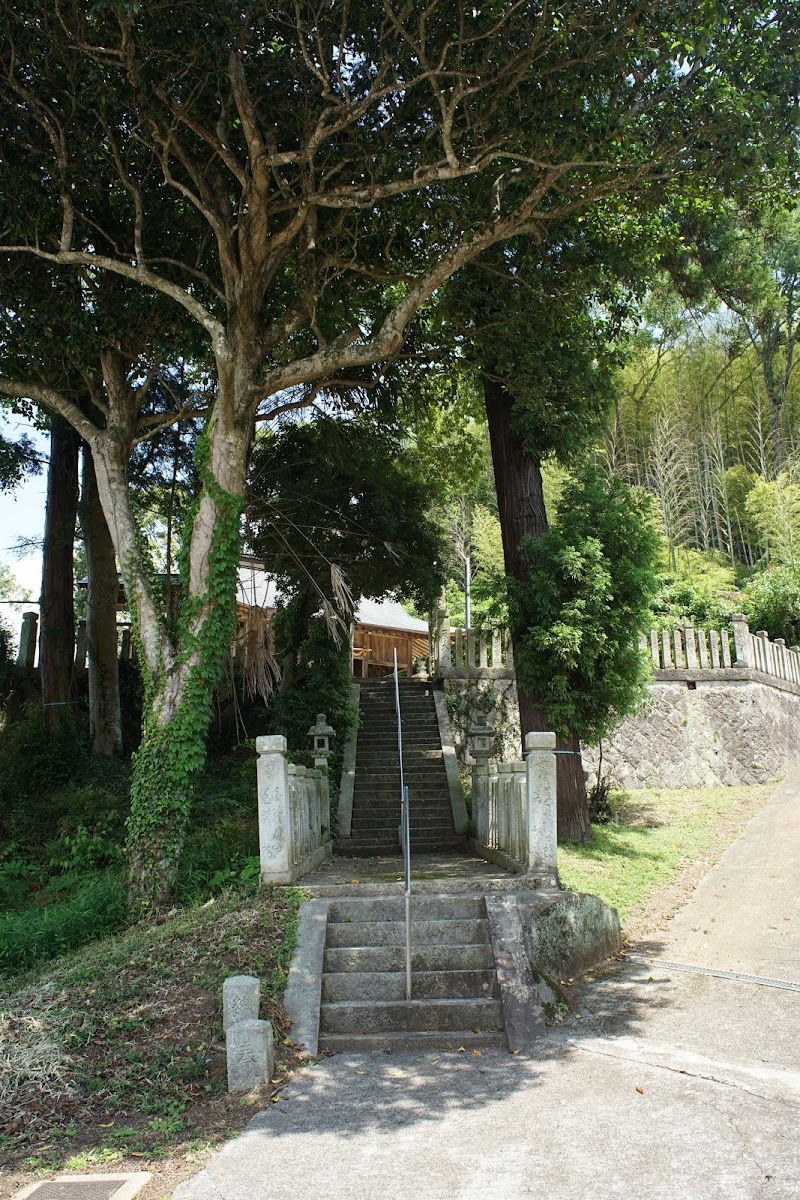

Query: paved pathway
174 772 800 1200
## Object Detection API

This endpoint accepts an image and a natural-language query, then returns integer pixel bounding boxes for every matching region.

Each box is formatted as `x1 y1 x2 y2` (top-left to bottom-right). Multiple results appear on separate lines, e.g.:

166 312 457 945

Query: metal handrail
393 649 412 1001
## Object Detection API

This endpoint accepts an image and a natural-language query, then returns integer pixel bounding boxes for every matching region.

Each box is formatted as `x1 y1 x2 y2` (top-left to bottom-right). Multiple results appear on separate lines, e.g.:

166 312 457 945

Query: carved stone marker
223 974 260 1031
226 1018 274 1093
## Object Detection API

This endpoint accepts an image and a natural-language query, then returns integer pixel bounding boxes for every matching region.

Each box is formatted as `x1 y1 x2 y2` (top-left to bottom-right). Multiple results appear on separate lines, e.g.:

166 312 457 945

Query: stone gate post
256 734 293 884
524 732 557 877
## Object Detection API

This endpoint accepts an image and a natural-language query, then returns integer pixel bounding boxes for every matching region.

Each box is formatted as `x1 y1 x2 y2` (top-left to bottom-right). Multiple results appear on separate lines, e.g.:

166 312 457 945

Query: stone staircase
344 678 464 856
318 894 506 1052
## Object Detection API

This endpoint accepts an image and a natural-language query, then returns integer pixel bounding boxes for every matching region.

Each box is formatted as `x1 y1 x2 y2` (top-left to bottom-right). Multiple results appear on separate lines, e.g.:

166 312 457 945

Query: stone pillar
436 607 451 678
256 735 293 884
732 614 752 668
16 611 38 668
75 619 88 669
683 624 697 670
223 975 261 1031
226 1018 274 1093
524 732 557 876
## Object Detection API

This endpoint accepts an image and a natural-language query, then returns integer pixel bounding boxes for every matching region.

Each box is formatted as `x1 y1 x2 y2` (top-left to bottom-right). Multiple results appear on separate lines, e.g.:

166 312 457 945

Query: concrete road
174 772 800 1200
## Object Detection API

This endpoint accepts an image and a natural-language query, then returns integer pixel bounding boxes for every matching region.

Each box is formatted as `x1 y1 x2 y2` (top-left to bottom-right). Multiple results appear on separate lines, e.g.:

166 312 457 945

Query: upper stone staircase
342 678 464 856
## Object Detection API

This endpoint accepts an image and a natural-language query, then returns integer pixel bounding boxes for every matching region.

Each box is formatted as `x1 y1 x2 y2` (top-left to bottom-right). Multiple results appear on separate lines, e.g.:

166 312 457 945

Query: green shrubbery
0 874 128 973
743 566 800 643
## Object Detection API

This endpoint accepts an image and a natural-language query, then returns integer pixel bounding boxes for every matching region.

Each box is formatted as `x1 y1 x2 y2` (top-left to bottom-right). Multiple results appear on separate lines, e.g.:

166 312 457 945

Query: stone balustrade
431 607 514 679
469 730 557 880
641 614 800 692
256 734 332 884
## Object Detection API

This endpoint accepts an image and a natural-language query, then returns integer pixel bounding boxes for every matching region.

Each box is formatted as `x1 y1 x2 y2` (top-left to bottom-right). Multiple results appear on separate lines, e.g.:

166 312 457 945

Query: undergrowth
0 887 304 1171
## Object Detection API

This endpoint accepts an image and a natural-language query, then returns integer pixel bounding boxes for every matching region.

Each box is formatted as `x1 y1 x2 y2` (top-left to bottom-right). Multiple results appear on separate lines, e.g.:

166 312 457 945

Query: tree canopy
1 0 798 901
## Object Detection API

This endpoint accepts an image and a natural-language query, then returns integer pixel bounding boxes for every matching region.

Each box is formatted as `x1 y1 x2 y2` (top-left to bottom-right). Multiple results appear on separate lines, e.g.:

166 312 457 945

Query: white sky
0 416 48 606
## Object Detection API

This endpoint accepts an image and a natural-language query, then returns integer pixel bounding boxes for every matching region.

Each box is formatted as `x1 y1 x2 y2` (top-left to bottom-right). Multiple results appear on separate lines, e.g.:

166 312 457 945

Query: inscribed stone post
524 732 557 876
226 1019 274 1092
256 735 293 883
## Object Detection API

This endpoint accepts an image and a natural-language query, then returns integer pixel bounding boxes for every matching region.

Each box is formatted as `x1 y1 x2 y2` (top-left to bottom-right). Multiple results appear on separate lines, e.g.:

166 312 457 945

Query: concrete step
324 943 495 974
353 770 448 781
350 823 455 836
328 895 486 922
322 969 499 1002
317 1029 507 1052
319 996 503 1034
349 808 454 818
349 814 451 823
325 918 489 947
345 839 466 855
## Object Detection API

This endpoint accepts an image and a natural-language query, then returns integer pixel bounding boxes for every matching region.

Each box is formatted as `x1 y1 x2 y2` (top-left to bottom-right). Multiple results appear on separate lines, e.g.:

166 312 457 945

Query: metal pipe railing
393 649 412 1001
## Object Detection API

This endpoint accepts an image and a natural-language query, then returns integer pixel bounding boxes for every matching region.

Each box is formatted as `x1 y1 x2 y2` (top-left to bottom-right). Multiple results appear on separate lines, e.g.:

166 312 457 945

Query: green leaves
510 467 660 744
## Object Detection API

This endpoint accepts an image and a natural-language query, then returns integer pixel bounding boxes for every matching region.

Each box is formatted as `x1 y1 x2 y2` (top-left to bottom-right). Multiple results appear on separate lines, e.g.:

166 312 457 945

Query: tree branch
0 377 101 443
0 245 226 349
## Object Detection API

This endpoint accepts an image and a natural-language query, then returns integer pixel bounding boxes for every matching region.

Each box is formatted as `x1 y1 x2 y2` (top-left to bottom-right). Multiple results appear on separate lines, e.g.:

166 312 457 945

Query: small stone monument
223 974 260 1031
226 1018 274 1093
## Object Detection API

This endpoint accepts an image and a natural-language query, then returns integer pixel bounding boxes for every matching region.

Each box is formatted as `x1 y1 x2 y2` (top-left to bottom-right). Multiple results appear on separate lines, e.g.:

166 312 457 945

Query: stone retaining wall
582 679 800 789
446 670 800 791
442 676 521 772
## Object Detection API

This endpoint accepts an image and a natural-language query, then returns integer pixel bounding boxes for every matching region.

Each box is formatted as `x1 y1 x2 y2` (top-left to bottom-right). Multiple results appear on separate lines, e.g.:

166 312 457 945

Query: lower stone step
325 917 489 947
344 839 466 855
318 1029 507 1053
319 996 503 1034
324 943 495 974
343 840 465 859
322 968 499 1002
328 895 485 921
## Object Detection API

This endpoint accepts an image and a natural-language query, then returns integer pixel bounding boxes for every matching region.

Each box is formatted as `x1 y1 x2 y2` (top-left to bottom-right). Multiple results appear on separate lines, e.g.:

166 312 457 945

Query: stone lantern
468 723 495 766
308 713 335 769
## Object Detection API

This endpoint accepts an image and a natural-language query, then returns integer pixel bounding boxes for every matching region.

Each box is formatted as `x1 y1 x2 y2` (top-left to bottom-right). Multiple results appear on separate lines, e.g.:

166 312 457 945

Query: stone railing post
732 614 752 668
16 610 38 668
256 735 293 884
524 732 557 876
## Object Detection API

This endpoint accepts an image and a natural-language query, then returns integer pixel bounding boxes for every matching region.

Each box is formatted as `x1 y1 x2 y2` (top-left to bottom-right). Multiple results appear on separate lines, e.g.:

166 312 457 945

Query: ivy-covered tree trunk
40 415 80 739
80 446 123 757
483 376 591 844
88 355 249 911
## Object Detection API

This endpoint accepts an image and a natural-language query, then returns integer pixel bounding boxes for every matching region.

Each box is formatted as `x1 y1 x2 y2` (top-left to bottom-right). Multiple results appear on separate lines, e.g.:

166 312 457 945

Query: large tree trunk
80 446 123 757
483 376 591 843
88 353 251 910
39 414 80 739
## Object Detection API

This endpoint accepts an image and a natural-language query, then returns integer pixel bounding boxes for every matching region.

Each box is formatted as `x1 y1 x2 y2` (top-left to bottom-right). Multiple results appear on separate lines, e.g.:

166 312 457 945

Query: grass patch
0 886 304 1179
558 782 774 932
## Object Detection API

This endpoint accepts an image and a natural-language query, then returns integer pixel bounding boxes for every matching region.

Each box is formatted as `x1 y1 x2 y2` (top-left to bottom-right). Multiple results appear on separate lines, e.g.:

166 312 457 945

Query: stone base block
226 1019 274 1093
517 891 622 981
